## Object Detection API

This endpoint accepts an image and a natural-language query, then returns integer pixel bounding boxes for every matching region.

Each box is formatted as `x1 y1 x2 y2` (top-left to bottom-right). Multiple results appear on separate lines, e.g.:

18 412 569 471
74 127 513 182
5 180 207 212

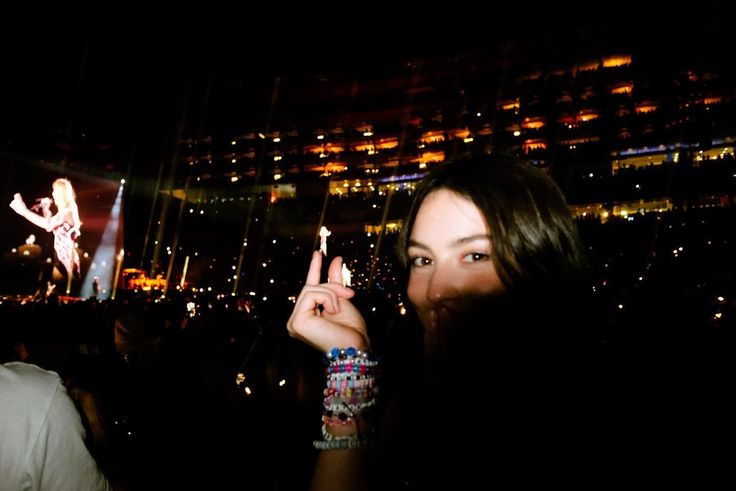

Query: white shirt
0 362 111 491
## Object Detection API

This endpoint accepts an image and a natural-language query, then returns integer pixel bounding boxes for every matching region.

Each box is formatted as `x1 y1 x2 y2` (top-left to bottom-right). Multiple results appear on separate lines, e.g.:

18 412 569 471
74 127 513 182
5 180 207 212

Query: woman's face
406 189 505 333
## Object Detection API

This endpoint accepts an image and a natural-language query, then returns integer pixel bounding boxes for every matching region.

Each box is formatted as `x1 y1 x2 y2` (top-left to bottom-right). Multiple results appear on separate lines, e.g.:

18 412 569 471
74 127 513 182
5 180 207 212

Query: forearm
311 447 372 491
20 207 52 230
310 347 379 490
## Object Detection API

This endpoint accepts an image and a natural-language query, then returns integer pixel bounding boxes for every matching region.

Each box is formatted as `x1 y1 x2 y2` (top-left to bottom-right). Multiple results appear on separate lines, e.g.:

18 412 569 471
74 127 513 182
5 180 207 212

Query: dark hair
397 152 588 293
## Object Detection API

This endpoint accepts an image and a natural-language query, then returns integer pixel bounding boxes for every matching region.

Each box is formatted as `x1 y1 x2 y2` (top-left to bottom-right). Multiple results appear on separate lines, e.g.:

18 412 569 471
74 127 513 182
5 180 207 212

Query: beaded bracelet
313 437 375 450
325 347 366 361
323 400 376 414
313 347 379 451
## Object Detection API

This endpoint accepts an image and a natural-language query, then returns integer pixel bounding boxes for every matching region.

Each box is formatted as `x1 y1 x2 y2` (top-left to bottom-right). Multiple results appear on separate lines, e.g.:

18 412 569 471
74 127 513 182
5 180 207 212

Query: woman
9 178 82 288
288 153 601 489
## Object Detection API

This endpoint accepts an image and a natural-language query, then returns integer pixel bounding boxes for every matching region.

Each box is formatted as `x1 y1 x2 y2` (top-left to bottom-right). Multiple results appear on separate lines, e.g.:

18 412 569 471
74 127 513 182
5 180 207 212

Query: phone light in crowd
235 372 253 395
399 302 407 316
120 178 125 185
186 301 196 317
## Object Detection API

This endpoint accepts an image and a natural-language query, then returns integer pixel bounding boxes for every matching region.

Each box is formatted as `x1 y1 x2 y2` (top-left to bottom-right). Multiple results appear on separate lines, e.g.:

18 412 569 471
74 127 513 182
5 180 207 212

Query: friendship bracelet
323 390 378 407
314 347 380 451
326 364 377 375
325 379 376 391
322 400 376 414
325 347 371 361
325 373 376 382
313 438 375 450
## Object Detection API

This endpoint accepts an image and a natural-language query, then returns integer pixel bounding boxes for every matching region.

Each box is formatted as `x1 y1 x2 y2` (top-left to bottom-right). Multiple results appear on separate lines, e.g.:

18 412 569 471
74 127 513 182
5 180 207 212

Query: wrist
313 347 380 450
323 418 374 437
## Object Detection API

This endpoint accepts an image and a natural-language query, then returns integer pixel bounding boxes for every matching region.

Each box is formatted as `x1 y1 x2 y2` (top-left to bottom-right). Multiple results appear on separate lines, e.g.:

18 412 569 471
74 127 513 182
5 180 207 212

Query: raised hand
287 251 369 352
9 193 28 214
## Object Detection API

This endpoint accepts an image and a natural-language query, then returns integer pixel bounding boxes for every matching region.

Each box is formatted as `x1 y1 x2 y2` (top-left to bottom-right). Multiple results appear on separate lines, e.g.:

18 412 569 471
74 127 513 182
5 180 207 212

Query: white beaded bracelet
313 437 375 450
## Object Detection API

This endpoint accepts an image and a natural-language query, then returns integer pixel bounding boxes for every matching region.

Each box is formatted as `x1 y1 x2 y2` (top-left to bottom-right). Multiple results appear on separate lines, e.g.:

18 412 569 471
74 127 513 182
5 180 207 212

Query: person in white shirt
0 361 112 491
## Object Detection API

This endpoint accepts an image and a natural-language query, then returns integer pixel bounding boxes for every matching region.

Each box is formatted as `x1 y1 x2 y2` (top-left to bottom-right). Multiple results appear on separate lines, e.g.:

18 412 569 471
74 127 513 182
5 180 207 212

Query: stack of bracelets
313 347 379 450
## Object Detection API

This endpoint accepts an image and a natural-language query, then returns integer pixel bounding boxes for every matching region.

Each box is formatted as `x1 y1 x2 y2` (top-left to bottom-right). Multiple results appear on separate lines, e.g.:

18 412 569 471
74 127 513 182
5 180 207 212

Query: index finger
305 250 323 286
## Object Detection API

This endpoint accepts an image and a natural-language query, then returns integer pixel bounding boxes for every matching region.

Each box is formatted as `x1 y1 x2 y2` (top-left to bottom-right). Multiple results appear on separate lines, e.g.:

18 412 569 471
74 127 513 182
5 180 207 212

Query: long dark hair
397 152 588 293
382 154 601 490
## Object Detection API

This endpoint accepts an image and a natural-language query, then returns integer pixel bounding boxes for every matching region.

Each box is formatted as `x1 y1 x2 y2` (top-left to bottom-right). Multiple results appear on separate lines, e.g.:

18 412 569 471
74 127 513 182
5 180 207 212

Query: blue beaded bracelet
326 347 370 362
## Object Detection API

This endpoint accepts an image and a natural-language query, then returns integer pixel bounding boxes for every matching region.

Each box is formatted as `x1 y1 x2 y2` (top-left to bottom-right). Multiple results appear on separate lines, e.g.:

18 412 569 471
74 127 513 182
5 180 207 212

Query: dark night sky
0 3 730 269
0 3 731 170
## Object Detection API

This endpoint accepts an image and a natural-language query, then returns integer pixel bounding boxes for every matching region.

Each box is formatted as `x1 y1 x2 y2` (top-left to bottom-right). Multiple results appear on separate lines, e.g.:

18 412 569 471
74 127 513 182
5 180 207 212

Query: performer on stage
9 178 82 292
